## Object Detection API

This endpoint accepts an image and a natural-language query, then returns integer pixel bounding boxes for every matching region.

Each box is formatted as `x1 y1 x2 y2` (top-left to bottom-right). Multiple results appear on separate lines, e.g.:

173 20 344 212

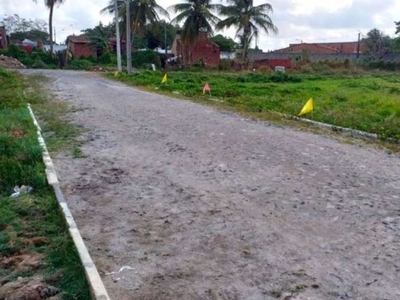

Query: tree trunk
242 28 250 69
49 3 54 55
114 0 122 72
126 0 132 73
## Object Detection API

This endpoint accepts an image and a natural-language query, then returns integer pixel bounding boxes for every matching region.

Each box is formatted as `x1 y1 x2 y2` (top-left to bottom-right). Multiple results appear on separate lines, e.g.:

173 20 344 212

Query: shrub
257 65 273 74
218 59 234 71
269 72 302 83
97 51 113 64
246 73 270 83
66 59 94 70
132 50 160 68
300 64 314 74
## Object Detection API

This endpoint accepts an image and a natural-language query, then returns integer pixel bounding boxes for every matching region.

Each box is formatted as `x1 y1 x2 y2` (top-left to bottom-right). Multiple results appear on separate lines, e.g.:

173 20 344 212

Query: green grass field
0 68 90 299
108 71 400 140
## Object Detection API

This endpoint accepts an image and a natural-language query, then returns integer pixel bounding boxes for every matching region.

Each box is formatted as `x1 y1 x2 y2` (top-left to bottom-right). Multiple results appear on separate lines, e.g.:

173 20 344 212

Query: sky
1 0 399 51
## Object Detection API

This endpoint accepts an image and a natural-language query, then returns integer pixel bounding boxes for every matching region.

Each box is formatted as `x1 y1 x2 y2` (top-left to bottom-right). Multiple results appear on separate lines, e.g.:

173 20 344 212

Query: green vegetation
0 44 58 69
108 70 400 140
0 68 90 299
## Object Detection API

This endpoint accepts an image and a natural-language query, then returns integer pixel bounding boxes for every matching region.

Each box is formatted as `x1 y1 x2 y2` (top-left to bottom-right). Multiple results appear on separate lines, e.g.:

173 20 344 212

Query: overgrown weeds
107 70 400 141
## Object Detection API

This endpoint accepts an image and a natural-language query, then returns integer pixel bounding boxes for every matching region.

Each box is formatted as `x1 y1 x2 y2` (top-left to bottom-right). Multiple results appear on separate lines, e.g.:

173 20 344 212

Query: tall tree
212 34 237 52
395 21 400 35
101 0 169 72
169 0 220 45
81 22 115 57
3 14 47 34
168 0 220 64
217 0 277 68
10 29 50 43
363 28 391 60
102 0 169 37
33 0 65 54
145 21 178 49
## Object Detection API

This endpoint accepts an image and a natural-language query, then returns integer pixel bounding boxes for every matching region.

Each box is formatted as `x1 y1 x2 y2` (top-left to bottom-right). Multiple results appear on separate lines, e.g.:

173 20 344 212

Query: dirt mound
0 55 26 69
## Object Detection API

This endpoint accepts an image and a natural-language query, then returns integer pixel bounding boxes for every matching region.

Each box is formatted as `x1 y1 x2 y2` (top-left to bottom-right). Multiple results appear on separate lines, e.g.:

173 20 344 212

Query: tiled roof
67 35 90 43
273 41 364 54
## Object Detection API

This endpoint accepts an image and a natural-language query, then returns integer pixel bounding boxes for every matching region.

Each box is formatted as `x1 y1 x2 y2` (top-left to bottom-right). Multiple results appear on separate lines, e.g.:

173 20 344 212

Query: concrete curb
28 104 110 300
276 112 400 144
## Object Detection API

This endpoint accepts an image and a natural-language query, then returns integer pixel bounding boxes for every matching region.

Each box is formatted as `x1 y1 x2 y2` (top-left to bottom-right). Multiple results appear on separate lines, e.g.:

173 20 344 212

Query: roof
43 44 68 53
22 39 36 46
67 35 90 43
174 32 220 49
273 43 339 54
273 41 363 54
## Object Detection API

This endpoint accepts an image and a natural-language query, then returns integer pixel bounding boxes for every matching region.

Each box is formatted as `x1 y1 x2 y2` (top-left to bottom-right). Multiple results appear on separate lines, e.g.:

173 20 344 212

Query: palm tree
169 0 220 45
169 0 220 64
34 0 66 55
217 0 277 68
102 0 168 37
101 0 169 72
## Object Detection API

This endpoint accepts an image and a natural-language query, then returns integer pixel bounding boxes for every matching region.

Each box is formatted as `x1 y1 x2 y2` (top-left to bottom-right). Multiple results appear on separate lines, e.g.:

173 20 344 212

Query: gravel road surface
24 70 400 300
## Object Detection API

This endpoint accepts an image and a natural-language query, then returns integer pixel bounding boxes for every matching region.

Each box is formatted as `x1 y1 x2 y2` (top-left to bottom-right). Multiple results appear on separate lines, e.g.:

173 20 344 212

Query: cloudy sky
1 0 399 51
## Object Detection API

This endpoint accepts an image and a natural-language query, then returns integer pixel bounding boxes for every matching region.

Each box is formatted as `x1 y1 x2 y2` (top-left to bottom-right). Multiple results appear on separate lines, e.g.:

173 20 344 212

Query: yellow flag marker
161 73 167 83
298 98 314 116
114 71 119 77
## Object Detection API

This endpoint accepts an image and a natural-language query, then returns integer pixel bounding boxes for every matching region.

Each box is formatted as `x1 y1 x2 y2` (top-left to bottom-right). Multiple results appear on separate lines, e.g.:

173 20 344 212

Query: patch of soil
0 276 60 300
10 130 25 138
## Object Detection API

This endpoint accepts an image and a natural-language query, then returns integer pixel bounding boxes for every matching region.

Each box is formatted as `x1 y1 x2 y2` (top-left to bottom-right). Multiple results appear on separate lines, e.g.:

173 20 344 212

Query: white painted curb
275 111 399 144
28 104 111 300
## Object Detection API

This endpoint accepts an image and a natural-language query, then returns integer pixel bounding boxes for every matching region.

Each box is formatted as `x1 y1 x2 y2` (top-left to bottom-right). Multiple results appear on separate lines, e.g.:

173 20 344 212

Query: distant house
67 35 131 58
66 35 97 58
171 31 220 66
272 41 365 54
43 44 68 53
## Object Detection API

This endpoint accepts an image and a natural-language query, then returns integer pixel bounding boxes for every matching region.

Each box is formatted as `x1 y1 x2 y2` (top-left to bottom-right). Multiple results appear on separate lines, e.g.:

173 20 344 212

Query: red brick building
67 35 130 58
171 31 220 66
273 41 365 54
66 36 97 58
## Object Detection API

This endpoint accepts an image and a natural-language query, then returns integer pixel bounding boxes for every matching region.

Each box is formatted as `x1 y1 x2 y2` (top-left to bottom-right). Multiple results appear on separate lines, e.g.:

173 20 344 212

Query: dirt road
25 70 400 300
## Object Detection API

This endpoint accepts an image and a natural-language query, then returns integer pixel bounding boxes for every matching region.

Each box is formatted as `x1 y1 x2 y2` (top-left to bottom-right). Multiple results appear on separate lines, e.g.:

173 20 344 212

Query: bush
367 60 400 71
132 50 160 68
269 72 302 83
31 59 49 69
300 64 314 74
257 65 273 74
66 59 94 70
97 52 114 64
0 45 58 68
218 59 234 71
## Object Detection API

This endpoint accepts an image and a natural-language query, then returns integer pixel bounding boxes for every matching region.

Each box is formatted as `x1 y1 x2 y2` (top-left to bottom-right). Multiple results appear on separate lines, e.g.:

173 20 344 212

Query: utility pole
114 0 122 72
54 27 56 44
356 32 361 59
164 22 167 56
126 0 132 73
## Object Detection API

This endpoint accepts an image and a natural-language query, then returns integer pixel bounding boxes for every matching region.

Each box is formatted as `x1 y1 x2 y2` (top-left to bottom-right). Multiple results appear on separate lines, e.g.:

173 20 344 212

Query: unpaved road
26 70 400 300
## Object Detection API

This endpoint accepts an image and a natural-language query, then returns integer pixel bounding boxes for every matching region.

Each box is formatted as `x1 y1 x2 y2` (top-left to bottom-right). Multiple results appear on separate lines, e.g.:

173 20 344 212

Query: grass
0 68 91 299
25 75 84 154
107 70 400 141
